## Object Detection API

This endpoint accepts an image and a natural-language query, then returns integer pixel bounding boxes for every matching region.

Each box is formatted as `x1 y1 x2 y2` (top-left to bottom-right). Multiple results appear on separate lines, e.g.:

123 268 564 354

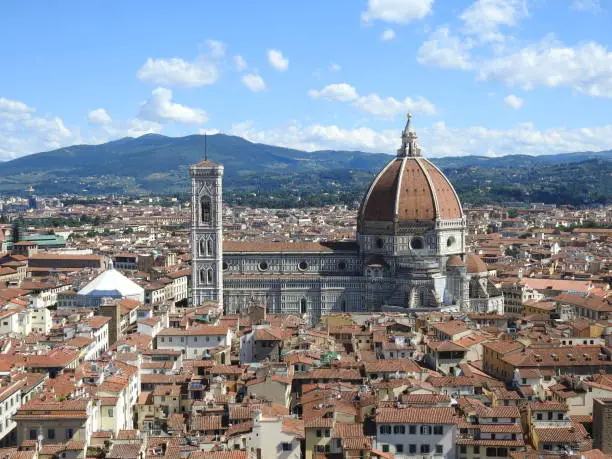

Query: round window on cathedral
222 261 229 271
376 238 384 249
447 236 456 248
338 261 347 271
258 261 269 271
410 237 424 250
298 261 308 271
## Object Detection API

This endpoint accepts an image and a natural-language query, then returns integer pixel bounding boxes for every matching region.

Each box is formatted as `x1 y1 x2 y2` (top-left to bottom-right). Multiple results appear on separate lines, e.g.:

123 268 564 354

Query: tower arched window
200 196 212 224
207 238 213 256
199 239 206 256
419 290 426 306
207 268 213 284
300 298 307 314
199 269 206 284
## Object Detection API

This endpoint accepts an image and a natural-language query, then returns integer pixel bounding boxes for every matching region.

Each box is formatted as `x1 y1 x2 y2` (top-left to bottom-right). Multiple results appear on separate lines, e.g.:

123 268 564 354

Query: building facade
191 116 502 321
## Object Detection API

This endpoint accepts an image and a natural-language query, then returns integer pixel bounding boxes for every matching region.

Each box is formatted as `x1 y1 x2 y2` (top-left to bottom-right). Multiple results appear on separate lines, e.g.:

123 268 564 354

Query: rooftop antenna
204 133 208 161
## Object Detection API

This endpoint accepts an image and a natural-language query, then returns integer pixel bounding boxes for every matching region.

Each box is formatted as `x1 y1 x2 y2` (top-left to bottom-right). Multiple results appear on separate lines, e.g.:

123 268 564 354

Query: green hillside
0 133 609 207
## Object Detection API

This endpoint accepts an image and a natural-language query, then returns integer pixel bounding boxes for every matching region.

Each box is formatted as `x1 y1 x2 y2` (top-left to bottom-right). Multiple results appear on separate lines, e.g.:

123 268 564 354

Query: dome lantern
397 113 421 158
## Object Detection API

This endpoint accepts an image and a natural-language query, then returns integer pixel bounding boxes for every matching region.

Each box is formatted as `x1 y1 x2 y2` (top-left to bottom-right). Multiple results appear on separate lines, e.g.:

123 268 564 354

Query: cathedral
190 116 503 321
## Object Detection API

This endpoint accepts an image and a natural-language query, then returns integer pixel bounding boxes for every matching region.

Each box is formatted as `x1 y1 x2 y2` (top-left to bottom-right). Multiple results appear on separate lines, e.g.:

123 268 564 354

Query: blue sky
1 0 612 159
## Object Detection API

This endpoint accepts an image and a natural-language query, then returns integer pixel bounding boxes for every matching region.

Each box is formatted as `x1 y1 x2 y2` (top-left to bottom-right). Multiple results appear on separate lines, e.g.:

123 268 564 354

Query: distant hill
0 133 609 207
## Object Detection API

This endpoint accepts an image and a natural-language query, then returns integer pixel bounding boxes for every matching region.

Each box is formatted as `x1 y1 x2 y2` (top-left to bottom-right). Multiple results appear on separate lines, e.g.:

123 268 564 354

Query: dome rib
393 156 408 219
415 157 440 220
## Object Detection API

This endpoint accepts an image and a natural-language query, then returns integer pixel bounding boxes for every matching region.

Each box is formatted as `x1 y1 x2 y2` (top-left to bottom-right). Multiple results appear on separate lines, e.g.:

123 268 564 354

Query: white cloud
20 117 73 148
424 121 612 157
4 98 612 162
198 128 221 135
0 96 79 159
86 119 163 144
308 83 437 117
361 0 434 24
87 108 112 124
123 119 162 137
231 121 397 152
571 0 601 13
460 0 528 43
308 83 359 102
381 28 396 41
206 39 226 58
137 57 219 88
503 94 524 109
417 27 473 70
230 119 612 157
242 74 267 92
0 97 166 160
0 97 35 120
138 87 208 124
479 36 612 97
234 55 247 72
267 49 289 71
0 116 76 160
355 94 437 117
329 62 341 72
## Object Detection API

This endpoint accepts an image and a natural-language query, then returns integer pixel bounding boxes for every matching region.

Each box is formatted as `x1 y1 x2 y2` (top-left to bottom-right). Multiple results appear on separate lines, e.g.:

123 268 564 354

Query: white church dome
77 262 144 302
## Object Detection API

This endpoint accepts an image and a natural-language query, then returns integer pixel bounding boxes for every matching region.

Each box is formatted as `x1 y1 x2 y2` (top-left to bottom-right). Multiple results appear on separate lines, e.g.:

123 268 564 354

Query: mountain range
0 133 609 207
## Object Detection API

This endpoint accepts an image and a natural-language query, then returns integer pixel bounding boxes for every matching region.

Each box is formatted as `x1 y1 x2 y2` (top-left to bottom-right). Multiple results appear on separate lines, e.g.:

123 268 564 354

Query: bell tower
190 154 224 307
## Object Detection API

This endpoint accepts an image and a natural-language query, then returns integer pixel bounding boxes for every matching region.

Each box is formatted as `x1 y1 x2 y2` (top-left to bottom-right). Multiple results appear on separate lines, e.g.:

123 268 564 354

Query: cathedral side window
200 196 212 224
298 261 308 271
447 236 456 247
410 237 424 250
258 261 269 271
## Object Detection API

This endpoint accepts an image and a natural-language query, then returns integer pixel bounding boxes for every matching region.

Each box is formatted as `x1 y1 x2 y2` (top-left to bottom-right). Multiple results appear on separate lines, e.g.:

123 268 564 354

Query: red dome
358 116 463 232
359 156 463 225
466 254 488 274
